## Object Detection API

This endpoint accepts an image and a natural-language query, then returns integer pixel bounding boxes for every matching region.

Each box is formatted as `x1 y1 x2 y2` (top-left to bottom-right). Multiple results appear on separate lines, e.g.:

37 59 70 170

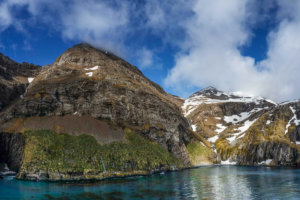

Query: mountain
0 43 204 181
0 53 40 112
183 87 276 139
183 86 300 166
2 43 300 181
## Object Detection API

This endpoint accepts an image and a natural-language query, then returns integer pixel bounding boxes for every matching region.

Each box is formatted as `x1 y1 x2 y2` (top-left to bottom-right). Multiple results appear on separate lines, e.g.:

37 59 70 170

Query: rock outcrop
0 53 40 112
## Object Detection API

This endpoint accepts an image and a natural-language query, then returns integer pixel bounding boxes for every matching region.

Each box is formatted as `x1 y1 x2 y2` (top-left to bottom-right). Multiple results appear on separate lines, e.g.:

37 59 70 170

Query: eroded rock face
0 132 25 172
0 43 192 166
0 53 40 112
236 141 298 166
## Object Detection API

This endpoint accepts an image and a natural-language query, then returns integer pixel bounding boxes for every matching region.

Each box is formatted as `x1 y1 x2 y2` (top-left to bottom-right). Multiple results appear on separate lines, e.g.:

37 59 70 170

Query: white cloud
0 0 130 54
60 1 129 53
1 0 300 102
0 1 13 31
137 48 154 69
165 0 300 102
165 0 260 96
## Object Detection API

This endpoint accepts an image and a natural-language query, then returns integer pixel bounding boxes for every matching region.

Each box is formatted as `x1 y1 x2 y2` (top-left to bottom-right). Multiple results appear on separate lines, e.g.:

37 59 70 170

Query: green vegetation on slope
187 141 216 165
19 129 182 179
215 110 300 162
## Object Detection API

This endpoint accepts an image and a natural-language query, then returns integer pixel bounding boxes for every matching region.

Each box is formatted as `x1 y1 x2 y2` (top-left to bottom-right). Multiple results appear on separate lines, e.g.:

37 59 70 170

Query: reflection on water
186 166 253 199
1 166 300 199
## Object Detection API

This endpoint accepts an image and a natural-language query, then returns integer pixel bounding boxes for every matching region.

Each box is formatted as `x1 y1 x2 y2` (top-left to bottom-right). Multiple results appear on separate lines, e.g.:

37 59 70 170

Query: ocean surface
1 166 300 199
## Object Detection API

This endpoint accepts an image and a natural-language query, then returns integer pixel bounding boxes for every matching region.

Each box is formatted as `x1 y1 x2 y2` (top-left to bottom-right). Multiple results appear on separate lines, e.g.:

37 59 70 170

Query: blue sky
1 0 300 102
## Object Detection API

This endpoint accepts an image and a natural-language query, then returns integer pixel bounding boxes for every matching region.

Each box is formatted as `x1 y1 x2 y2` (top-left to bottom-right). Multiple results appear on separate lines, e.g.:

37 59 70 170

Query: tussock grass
20 128 182 176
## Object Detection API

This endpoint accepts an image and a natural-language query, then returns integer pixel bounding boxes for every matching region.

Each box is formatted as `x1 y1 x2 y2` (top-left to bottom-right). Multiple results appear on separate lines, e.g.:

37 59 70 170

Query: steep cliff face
0 44 196 180
0 132 24 172
0 53 40 112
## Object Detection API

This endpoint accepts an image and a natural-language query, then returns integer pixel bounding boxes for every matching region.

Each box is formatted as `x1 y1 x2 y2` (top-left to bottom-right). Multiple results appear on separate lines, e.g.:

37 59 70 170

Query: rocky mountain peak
188 86 276 106
49 43 146 84
29 43 164 96
54 43 124 66
190 86 225 99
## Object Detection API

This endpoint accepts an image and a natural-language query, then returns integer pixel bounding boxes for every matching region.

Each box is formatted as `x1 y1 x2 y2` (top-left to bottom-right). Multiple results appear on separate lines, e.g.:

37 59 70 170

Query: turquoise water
1 166 300 199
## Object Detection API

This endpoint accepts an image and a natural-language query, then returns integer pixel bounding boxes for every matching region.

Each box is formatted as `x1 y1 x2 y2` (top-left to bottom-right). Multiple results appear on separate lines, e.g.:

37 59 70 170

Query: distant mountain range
1 43 300 181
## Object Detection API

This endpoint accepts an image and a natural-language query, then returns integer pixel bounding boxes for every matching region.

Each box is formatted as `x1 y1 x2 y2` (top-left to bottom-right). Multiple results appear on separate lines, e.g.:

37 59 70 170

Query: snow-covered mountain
183 86 276 117
182 87 275 141
181 87 300 166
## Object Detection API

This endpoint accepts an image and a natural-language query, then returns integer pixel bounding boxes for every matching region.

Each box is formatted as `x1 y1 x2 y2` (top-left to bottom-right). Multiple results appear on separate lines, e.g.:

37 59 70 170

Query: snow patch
28 77 34 83
226 119 257 143
238 120 257 133
285 106 300 134
266 99 278 105
191 125 197 132
266 120 271 125
207 135 219 143
207 123 227 143
215 123 226 134
220 159 236 165
290 106 300 126
85 72 93 77
224 108 265 124
85 66 99 71
258 159 272 165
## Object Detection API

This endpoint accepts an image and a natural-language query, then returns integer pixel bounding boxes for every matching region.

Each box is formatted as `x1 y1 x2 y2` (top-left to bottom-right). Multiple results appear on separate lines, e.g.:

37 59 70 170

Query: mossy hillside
188 128 212 148
215 110 298 161
241 111 293 145
187 141 216 165
20 129 182 177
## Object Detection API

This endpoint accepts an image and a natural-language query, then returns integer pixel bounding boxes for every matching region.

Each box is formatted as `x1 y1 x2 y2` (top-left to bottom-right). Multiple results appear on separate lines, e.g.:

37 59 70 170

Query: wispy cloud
0 0 131 53
137 48 154 69
60 1 130 54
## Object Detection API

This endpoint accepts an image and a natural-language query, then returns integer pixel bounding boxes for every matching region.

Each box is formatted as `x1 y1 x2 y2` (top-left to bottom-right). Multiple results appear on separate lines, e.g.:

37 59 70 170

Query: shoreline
3 164 300 183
